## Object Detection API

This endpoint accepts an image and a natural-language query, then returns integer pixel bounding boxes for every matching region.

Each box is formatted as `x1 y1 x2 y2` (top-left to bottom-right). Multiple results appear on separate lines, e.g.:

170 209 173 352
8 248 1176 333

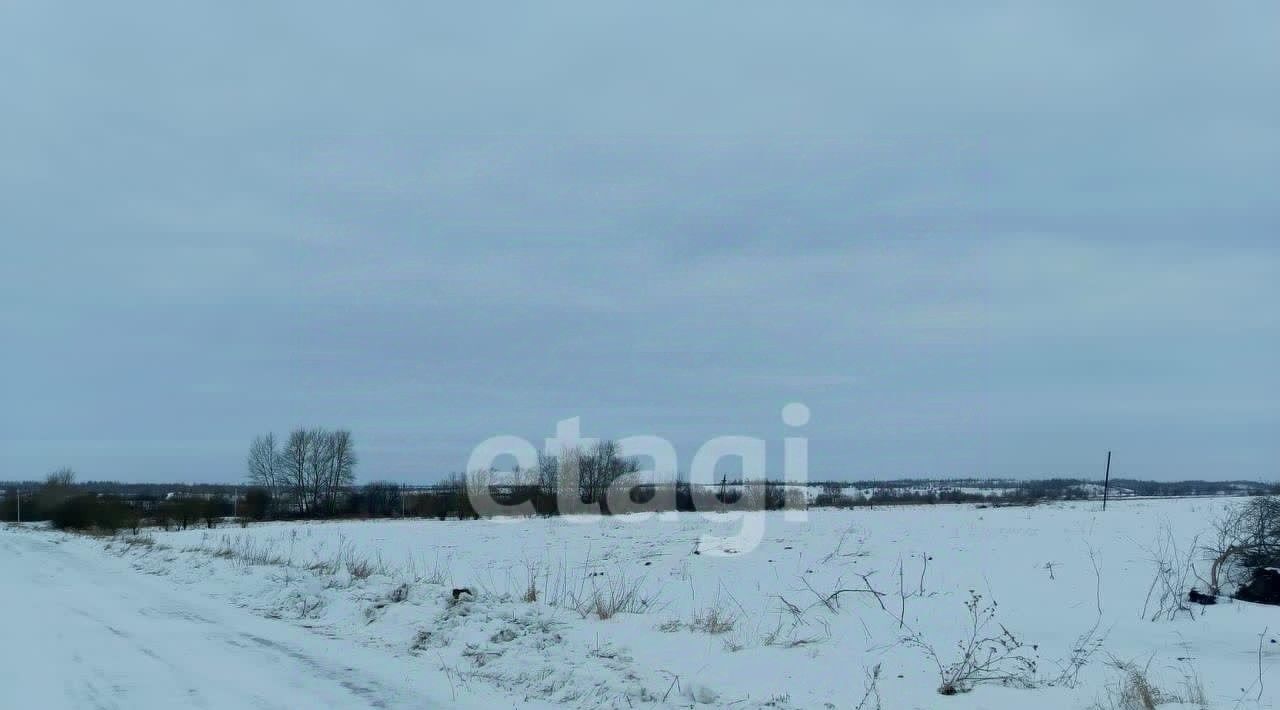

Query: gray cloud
2 2 1276 482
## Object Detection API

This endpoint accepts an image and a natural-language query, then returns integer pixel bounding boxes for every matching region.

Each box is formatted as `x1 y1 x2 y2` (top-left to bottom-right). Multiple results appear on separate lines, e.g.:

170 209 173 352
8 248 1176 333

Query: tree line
1 468 231 532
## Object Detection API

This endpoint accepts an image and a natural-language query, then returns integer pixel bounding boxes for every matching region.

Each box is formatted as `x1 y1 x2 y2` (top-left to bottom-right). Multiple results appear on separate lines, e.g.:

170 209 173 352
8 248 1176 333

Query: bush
907 591 1038 695
355 481 402 517
242 487 272 520
48 494 134 533
1206 496 1280 594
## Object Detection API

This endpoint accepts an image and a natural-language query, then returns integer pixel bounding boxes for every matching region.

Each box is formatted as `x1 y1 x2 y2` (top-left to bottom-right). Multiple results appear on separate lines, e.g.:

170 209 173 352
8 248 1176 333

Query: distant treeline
5 466 1276 531
1 481 243 497
7 477 1270 502
808 477 1277 508
0 469 232 532
1105 479 1273 497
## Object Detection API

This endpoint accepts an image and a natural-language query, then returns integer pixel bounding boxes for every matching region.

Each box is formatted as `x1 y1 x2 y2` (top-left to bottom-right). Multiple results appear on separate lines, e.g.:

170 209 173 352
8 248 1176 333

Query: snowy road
0 528 452 709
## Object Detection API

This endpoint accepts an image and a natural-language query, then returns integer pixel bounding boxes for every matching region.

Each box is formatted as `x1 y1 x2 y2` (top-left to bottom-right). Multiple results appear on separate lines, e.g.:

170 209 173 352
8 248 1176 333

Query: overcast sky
2 2 1277 483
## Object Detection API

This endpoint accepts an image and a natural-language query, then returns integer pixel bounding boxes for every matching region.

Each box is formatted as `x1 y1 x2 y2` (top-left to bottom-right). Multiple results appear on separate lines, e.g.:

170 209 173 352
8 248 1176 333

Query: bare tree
303 427 333 513
577 440 640 507
269 427 359 515
46 467 76 487
326 429 357 509
280 428 314 514
246 433 282 514
38 467 78 511
312 429 356 513
536 451 559 497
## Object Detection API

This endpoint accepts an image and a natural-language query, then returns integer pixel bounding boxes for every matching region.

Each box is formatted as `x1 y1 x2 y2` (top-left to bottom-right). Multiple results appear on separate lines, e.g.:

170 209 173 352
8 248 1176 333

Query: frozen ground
3 498 1276 709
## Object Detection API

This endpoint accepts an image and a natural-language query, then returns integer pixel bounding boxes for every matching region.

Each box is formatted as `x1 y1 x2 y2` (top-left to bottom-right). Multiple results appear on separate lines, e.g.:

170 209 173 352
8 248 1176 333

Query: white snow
3 497 1276 709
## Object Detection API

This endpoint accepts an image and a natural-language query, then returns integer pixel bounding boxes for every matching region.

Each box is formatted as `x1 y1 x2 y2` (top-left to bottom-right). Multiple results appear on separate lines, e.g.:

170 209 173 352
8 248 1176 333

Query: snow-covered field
4 498 1276 709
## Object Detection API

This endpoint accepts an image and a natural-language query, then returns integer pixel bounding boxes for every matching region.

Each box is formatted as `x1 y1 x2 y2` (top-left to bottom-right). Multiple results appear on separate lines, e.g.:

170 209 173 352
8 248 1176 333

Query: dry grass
567 572 660 620
689 606 737 635
207 535 289 567
346 556 376 579
1090 659 1208 710
657 618 683 633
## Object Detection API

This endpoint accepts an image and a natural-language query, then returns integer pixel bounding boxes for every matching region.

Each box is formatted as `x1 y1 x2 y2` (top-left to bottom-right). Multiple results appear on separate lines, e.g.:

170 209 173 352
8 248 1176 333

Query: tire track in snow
0 527 444 709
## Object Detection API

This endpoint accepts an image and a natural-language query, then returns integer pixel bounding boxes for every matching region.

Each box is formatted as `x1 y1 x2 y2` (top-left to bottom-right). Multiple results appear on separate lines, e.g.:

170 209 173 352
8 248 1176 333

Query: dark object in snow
1188 589 1217 605
1234 568 1280 606
451 587 473 600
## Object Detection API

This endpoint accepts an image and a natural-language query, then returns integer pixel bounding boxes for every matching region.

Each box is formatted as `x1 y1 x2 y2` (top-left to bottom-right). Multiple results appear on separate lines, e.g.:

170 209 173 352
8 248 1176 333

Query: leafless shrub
821 524 870 564
1205 496 1280 595
387 583 410 603
800 574 888 615
907 591 1038 695
762 595 831 648
891 553 932 630
855 664 882 710
1048 547 1110 689
1048 620 1110 689
1140 524 1200 622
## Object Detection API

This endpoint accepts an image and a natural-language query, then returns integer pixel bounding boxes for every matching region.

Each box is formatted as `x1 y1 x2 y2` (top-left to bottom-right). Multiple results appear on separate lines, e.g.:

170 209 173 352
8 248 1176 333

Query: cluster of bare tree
531 440 641 508
247 429 357 515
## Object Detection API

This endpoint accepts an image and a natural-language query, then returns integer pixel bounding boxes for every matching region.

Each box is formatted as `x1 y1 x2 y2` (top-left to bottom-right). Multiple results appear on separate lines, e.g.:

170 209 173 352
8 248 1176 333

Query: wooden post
1102 451 1112 511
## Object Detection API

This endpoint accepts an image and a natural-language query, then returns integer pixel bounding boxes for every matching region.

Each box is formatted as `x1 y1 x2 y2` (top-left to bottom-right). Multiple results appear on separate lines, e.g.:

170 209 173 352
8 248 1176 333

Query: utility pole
15 488 20 524
1102 451 1112 511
